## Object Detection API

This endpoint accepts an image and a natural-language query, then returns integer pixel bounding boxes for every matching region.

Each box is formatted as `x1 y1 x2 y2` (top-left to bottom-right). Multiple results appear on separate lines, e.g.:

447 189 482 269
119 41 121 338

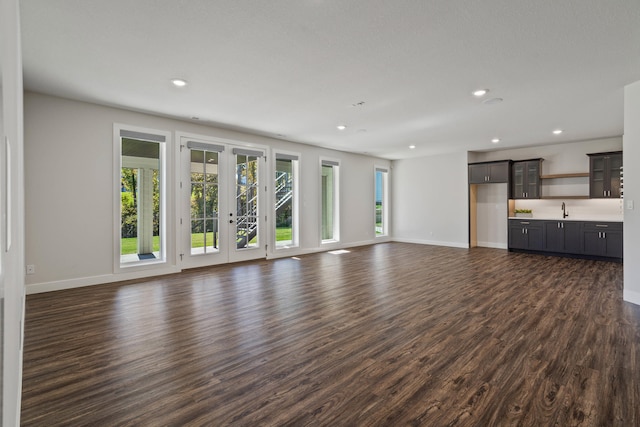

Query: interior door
180 137 266 268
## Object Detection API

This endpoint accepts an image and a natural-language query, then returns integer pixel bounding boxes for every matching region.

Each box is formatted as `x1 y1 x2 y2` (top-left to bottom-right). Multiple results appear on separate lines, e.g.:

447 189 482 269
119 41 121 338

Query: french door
180 136 266 268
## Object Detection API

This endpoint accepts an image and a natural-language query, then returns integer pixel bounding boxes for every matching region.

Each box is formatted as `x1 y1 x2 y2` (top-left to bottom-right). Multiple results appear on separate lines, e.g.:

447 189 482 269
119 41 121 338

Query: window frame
374 165 390 238
320 157 340 244
273 150 300 251
113 124 172 272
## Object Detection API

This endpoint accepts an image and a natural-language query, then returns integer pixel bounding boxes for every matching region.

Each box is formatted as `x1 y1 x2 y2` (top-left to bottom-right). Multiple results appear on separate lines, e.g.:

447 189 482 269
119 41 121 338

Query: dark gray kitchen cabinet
588 152 622 198
582 222 623 258
508 219 543 251
543 221 582 253
512 159 542 199
468 161 510 184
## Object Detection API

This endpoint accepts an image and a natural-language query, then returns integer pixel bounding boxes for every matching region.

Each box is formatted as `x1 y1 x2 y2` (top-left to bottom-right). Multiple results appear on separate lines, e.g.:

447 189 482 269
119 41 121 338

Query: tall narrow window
321 159 339 242
234 148 261 249
275 153 299 249
118 128 166 265
187 142 222 255
375 167 389 236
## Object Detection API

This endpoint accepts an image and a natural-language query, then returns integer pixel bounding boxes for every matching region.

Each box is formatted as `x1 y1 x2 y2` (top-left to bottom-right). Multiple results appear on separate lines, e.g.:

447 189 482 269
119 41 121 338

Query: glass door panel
181 138 265 267
229 148 264 263
189 149 219 255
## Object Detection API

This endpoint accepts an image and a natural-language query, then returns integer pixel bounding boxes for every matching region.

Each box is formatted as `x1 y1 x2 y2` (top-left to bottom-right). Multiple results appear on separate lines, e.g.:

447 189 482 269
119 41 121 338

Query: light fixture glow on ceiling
337 125 347 130
473 89 488 97
553 129 563 135
482 97 503 105
409 145 416 149
171 78 188 87
491 138 500 143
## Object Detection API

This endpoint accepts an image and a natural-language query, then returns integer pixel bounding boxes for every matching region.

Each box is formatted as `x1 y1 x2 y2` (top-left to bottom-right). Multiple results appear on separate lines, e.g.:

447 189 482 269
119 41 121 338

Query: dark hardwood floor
21 243 640 426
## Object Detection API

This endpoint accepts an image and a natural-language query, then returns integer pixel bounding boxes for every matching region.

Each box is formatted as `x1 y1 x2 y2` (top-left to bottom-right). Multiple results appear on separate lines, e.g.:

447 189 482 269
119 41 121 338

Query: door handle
229 219 234 224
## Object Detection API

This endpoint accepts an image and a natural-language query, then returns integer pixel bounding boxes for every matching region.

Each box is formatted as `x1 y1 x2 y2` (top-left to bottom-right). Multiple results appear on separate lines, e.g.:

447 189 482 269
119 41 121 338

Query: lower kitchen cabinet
508 220 543 251
582 222 623 258
508 219 622 260
543 221 582 253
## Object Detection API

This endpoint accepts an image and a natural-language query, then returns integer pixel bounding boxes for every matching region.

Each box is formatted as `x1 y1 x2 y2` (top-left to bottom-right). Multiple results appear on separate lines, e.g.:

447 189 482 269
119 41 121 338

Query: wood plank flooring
21 243 640 426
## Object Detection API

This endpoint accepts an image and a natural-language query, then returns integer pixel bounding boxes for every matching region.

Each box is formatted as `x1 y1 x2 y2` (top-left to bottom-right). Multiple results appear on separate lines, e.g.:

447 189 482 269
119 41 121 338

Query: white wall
1 0 26 424
391 151 469 248
624 81 640 305
24 92 390 293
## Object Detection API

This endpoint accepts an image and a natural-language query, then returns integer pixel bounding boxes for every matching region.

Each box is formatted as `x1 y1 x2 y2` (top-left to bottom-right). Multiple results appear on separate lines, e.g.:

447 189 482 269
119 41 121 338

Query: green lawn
121 236 160 255
192 232 216 248
276 227 292 241
122 228 292 254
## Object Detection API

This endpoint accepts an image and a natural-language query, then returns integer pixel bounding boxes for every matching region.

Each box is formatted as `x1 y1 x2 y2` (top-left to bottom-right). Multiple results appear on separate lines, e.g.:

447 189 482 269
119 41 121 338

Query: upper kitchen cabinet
512 159 542 199
588 152 623 198
468 161 511 184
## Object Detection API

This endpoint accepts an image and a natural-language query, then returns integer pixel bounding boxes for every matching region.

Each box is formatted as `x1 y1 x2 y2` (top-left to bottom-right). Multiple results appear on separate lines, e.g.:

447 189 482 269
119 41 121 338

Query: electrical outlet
26 264 36 275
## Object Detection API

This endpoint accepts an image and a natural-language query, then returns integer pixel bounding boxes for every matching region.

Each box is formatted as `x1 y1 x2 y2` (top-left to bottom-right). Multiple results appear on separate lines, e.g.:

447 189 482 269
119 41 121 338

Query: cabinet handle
603 232 606 238
520 221 530 225
525 228 528 235
595 224 608 228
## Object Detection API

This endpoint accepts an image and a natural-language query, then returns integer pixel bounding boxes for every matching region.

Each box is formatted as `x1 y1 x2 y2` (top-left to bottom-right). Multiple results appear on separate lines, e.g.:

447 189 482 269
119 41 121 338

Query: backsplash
514 198 623 221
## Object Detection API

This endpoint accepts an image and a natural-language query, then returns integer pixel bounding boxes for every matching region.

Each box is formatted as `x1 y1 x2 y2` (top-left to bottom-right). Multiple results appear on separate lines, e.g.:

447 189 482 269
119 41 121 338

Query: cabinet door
469 164 488 184
512 163 525 198
525 161 540 199
512 160 540 199
527 226 543 250
488 162 509 183
583 229 603 256
603 230 623 258
590 153 622 198
543 221 563 252
509 224 528 249
607 153 623 198
590 155 606 198
563 222 582 254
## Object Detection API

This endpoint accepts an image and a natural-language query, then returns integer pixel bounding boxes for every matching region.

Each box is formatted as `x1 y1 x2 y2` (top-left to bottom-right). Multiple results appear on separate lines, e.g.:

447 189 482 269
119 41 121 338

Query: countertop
508 216 623 222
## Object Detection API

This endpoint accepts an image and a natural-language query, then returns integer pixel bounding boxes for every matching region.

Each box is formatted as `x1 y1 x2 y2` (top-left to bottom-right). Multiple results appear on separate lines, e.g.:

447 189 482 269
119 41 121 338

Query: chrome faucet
562 202 569 218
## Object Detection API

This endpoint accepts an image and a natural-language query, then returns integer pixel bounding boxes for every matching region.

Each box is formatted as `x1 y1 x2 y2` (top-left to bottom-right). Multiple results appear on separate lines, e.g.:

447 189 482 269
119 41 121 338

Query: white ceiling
20 0 640 159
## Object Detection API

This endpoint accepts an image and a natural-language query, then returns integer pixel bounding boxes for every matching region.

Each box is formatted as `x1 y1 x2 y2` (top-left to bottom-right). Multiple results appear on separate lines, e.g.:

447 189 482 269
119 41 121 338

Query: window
375 167 389 236
234 149 262 250
275 153 299 249
321 159 339 242
188 142 222 255
117 127 167 266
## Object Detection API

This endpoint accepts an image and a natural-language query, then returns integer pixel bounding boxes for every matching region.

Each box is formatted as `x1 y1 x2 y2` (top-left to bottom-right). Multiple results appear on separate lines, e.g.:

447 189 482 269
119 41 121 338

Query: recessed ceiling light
409 145 416 149
553 129 563 135
491 138 500 144
473 89 488 97
171 78 188 87
337 125 347 130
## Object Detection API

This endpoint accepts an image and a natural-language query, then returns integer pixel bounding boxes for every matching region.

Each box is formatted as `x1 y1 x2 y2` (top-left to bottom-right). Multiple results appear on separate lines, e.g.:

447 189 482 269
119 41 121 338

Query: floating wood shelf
541 195 590 199
540 172 589 179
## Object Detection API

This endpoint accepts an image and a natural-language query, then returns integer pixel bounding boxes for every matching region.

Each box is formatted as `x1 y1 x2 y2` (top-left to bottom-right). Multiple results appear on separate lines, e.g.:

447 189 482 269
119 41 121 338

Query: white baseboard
392 237 469 249
267 239 379 260
28 240 383 293
26 266 181 295
476 241 508 249
623 289 640 307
